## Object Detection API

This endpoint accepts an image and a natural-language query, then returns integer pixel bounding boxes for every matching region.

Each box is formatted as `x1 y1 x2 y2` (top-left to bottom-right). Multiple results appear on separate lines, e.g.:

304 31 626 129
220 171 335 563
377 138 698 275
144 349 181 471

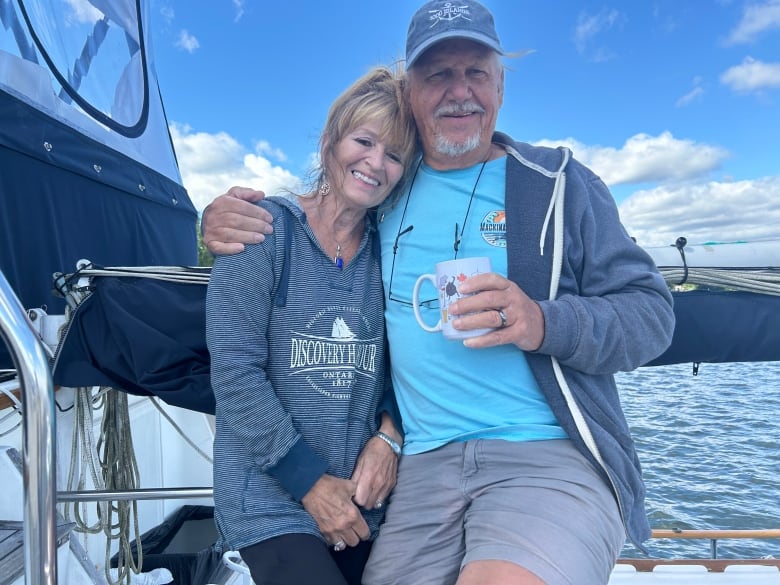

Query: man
202 2 675 584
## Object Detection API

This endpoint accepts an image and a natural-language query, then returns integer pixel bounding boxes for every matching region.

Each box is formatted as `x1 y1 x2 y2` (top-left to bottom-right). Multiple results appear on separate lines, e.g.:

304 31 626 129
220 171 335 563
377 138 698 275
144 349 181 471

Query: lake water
617 361 780 560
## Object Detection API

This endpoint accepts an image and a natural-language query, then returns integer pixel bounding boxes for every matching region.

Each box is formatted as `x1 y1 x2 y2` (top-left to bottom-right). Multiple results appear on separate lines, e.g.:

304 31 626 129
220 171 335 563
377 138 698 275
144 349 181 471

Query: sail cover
0 0 198 368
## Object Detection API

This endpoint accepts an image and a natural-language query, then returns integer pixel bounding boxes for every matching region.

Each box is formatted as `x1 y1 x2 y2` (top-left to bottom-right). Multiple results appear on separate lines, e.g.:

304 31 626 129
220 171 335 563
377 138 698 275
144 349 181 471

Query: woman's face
327 120 405 208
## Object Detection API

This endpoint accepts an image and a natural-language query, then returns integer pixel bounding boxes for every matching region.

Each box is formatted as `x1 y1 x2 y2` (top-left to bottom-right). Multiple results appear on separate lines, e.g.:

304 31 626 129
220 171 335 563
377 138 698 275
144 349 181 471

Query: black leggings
240 534 373 585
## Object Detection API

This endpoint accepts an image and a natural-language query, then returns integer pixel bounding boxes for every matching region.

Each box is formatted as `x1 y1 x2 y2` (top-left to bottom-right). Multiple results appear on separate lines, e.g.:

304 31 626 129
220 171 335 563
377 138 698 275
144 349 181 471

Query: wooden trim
651 528 780 540
0 386 21 411
0 385 63 411
618 530 780 573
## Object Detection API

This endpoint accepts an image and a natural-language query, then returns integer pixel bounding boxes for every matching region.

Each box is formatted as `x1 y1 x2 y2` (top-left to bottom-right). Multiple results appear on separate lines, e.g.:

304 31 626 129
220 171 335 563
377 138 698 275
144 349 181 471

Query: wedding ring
333 540 346 552
497 309 508 328
375 499 384 509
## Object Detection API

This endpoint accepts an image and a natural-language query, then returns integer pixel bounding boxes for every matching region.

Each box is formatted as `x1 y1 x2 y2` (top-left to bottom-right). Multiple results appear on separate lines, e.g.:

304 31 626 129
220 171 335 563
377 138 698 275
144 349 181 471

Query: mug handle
413 274 441 333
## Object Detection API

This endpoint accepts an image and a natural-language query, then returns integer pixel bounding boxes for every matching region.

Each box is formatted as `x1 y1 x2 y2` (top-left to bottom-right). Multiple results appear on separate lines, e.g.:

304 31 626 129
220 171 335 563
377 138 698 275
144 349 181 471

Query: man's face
408 38 504 170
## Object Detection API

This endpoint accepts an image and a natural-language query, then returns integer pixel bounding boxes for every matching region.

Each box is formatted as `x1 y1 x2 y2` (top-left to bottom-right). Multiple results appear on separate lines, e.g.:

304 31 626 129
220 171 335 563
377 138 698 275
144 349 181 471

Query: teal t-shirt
379 157 567 454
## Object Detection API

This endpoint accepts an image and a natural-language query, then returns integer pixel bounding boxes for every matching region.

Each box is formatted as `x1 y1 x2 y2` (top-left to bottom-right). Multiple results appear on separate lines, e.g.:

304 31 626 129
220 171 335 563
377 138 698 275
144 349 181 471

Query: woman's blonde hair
316 64 417 205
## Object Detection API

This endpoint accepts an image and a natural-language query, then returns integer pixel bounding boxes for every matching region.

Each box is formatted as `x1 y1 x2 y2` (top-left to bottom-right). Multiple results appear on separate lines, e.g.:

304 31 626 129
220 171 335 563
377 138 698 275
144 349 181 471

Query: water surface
618 362 780 559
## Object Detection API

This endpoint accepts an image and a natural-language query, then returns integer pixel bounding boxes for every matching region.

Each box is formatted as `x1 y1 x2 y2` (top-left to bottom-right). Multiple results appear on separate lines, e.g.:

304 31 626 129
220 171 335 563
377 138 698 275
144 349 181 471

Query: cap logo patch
428 3 472 27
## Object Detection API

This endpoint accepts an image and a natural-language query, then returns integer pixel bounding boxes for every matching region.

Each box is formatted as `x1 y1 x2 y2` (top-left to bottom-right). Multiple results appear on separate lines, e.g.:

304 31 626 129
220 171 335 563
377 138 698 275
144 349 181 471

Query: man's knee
457 560 546 585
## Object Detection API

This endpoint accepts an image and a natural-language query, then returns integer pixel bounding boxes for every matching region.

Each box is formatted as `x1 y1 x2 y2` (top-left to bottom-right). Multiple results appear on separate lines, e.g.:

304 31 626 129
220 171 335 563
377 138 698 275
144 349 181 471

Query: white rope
71 263 780 296
74 265 210 285
63 387 142 585
149 397 213 463
659 267 780 296
98 389 142 585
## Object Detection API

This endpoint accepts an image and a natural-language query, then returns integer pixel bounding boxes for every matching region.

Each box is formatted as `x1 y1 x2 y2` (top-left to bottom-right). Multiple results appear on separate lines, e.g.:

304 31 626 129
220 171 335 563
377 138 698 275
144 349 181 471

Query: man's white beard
435 132 481 158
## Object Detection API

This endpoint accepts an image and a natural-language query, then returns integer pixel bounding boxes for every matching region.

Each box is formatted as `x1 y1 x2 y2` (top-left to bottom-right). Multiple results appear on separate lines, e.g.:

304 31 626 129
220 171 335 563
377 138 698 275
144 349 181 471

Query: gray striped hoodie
206 195 391 551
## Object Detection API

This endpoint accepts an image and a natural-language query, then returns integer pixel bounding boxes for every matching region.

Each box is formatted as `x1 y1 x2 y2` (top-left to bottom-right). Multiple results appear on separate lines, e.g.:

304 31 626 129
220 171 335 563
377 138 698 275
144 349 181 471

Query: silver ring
497 309 508 328
333 540 346 552
375 499 384 509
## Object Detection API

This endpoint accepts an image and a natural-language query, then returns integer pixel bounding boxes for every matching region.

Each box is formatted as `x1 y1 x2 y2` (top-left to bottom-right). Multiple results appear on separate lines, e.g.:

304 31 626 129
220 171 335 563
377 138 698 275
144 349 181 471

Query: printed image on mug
412 256 495 340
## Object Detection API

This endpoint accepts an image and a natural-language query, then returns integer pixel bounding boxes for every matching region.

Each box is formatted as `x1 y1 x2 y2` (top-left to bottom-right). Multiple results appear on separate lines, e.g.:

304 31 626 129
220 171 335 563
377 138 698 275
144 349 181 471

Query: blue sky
149 0 780 247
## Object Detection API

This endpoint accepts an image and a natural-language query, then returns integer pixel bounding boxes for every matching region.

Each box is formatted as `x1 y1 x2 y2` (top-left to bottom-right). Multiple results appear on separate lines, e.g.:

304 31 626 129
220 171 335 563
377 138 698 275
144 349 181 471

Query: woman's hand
301 474 369 549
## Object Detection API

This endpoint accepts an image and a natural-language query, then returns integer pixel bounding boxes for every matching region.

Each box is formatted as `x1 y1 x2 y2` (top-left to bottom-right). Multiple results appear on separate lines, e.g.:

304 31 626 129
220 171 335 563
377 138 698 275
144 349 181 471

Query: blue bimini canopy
0 0 198 368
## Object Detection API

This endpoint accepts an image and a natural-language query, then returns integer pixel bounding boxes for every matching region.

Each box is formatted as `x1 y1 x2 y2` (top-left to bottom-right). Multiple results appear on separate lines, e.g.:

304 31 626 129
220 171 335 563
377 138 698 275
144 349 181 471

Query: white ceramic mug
412 256 494 340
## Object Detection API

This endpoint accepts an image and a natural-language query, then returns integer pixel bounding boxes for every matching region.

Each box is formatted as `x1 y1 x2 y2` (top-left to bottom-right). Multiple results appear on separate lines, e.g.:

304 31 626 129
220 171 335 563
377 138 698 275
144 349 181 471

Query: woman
206 66 416 585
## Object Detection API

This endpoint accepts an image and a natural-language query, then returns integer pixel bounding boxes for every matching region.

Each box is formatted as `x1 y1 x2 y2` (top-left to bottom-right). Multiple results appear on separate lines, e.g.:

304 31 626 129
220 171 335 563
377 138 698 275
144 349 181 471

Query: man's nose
446 73 473 100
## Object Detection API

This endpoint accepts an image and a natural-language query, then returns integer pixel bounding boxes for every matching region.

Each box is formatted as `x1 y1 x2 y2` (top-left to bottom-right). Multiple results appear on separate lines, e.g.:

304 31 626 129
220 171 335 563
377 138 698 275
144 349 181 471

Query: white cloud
675 86 705 107
619 176 780 246
64 0 102 24
233 0 246 22
176 30 200 53
676 77 705 107
725 0 780 45
255 140 288 162
169 125 780 256
720 56 780 92
159 6 175 25
574 9 621 49
169 123 302 211
535 132 729 186
573 9 622 60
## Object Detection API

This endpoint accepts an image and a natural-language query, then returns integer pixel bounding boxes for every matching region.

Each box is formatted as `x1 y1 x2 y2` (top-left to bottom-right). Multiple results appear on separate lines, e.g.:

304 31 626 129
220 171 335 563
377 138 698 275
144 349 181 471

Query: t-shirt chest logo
480 210 506 248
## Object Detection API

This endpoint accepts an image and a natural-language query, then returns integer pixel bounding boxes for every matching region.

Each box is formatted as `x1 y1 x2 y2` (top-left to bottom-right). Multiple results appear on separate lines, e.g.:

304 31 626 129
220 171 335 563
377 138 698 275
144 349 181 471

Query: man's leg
458 560 546 585
457 439 625 585
362 442 472 585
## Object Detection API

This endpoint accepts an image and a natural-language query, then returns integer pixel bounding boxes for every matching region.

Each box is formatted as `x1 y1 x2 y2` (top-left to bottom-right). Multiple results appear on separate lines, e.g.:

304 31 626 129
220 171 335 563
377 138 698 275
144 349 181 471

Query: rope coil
62 387 142 585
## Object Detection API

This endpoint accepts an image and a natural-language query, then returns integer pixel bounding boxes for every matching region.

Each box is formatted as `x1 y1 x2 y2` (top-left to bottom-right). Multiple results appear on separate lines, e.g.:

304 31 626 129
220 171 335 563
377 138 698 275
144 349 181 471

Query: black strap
262 200 293 308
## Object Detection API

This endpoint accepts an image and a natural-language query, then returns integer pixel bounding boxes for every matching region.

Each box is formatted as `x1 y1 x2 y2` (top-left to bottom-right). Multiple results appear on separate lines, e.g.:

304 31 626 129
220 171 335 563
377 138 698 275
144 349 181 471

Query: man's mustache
434 102 486 118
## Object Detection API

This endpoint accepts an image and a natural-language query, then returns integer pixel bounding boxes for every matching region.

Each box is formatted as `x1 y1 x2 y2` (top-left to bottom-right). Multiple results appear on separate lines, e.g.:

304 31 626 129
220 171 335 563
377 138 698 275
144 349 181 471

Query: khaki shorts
363 439 625 585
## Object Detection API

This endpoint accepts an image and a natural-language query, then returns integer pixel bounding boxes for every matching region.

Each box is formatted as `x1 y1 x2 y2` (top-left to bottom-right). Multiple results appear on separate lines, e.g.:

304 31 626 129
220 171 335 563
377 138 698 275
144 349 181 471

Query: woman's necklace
325 220 362 270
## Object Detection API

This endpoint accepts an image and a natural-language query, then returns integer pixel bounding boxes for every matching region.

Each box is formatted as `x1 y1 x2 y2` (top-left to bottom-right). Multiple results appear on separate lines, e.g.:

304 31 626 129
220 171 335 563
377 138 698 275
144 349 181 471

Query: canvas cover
0 0 198 368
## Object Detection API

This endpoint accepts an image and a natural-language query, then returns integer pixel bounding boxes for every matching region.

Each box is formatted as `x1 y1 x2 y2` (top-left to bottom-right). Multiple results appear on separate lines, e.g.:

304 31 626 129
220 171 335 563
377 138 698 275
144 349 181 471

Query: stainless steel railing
58 487 213 502
2 269 216 584
0 270 57 585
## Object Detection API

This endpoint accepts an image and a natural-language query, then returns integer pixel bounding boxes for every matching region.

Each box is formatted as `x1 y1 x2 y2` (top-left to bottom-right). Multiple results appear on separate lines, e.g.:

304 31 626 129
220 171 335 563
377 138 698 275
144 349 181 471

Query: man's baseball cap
406 1 505 67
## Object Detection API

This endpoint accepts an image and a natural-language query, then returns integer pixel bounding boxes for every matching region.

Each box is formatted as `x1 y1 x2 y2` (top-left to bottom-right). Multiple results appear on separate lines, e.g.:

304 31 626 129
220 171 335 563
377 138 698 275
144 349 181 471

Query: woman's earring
319 181 331 197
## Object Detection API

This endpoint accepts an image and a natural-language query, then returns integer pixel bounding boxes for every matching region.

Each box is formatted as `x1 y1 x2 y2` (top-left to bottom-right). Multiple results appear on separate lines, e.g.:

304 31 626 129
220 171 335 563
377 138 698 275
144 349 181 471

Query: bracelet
374 431 402 456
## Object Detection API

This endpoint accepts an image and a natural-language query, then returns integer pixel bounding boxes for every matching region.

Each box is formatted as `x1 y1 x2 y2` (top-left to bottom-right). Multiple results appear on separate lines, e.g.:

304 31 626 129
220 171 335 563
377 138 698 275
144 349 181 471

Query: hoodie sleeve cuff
534 298 578 358
266 438 329 501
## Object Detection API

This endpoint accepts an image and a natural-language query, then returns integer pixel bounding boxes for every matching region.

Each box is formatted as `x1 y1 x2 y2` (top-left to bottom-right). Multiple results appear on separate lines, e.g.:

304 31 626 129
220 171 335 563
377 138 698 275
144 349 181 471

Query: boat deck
611 560 780 584
0 521 74 585
0 522 24 585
